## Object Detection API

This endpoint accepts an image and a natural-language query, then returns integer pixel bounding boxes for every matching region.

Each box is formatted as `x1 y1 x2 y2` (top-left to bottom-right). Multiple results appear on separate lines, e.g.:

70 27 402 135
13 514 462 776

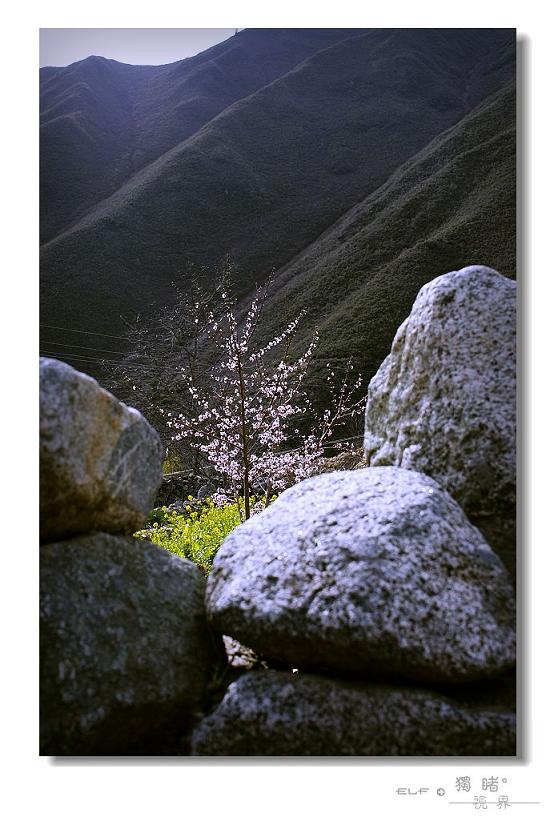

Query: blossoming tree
167 278 363 519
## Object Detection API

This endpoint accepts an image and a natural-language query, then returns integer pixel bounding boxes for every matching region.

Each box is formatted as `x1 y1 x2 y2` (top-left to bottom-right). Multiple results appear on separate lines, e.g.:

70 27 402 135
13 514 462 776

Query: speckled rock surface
363 266 516 577
206 467 515 683
191 671 516 756
40 357 164 542
40 533 226 755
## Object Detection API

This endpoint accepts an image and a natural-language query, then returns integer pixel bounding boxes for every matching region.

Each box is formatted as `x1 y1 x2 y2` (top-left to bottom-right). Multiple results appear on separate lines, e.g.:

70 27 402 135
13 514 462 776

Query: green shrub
135 498 253 574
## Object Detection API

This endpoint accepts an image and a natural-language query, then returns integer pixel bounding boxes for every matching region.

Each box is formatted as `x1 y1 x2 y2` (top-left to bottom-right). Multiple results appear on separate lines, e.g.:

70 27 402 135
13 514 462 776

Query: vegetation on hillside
254 82 517 408
109 268 364 516
40 28 354 243
135 500 248 575
40 28 515 386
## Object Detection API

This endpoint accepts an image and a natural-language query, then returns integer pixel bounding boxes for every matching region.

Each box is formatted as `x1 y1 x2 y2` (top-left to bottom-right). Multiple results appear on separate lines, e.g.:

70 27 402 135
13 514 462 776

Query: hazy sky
39 29 238 68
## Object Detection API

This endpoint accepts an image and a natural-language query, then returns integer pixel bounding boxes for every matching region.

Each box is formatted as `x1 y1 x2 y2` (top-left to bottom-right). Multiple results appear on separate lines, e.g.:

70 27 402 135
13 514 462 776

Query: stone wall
39 358 226 755
39 266 517 755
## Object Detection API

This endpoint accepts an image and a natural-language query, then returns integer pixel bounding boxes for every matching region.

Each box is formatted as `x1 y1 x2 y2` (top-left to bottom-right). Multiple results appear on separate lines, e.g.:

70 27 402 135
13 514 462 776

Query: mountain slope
40 28 515 370
257 81 516 404
40 28 360 243
104 80 516 430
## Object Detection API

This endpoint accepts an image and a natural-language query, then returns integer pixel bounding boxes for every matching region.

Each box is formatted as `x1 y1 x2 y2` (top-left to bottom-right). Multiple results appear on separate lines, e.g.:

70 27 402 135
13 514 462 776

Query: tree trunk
235 341 250 520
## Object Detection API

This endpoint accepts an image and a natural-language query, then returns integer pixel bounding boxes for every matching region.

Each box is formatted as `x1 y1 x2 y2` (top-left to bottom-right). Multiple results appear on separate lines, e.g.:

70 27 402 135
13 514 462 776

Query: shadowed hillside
106 81 516 426
40 28 359 243
256 82 516 404
40 28 515 374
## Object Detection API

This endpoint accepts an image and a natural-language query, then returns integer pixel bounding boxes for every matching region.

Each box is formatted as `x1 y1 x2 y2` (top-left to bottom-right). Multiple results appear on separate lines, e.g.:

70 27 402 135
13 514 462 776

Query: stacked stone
192 266 517 756
363 265 517 579
40 358 226 755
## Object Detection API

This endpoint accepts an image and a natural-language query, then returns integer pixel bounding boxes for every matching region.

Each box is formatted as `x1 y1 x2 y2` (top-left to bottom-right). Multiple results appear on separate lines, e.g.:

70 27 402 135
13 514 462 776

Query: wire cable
40 323 132 340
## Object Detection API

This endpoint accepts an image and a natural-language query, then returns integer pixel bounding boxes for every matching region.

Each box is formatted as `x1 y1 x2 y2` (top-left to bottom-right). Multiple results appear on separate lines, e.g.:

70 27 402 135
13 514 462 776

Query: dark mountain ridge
40 28 360 243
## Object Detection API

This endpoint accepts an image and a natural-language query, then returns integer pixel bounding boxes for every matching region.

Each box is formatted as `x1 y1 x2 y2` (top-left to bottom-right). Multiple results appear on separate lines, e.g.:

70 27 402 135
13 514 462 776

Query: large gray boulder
364 266 516 576
206 467 516 683
40 357 164 542
40 533 226 755
192 671 516 756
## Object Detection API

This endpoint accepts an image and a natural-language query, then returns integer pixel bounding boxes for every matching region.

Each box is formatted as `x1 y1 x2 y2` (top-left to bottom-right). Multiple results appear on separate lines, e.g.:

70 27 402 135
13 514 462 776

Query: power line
39 350 215 373
40 324 358 362
41 340 131 356
40 323 132 341
39 347 246 375
39 351 152 368
40 324 362 370
40 348 364 449
40 350 366 394
40 353 367 403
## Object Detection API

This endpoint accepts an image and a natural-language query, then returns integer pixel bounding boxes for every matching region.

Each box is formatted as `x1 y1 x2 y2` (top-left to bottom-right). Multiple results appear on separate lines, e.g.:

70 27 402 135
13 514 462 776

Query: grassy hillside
103 81 515 444
40 28 515 372
40 29 358 243
257 82 516 406
40 57 156 244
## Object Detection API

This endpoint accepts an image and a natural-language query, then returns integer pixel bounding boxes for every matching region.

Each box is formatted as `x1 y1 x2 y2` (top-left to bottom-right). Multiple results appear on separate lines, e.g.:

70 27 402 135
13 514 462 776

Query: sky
39 28 238 68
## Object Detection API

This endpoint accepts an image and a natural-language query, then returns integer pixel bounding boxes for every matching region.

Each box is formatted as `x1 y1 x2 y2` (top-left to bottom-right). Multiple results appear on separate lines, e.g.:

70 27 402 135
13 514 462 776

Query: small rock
156 471 200 506
40 533 226 755
222 636 263 670
364 266 516 576
191 671 516 756
317 447 365 473
206 467 515 683
40 357 164 542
